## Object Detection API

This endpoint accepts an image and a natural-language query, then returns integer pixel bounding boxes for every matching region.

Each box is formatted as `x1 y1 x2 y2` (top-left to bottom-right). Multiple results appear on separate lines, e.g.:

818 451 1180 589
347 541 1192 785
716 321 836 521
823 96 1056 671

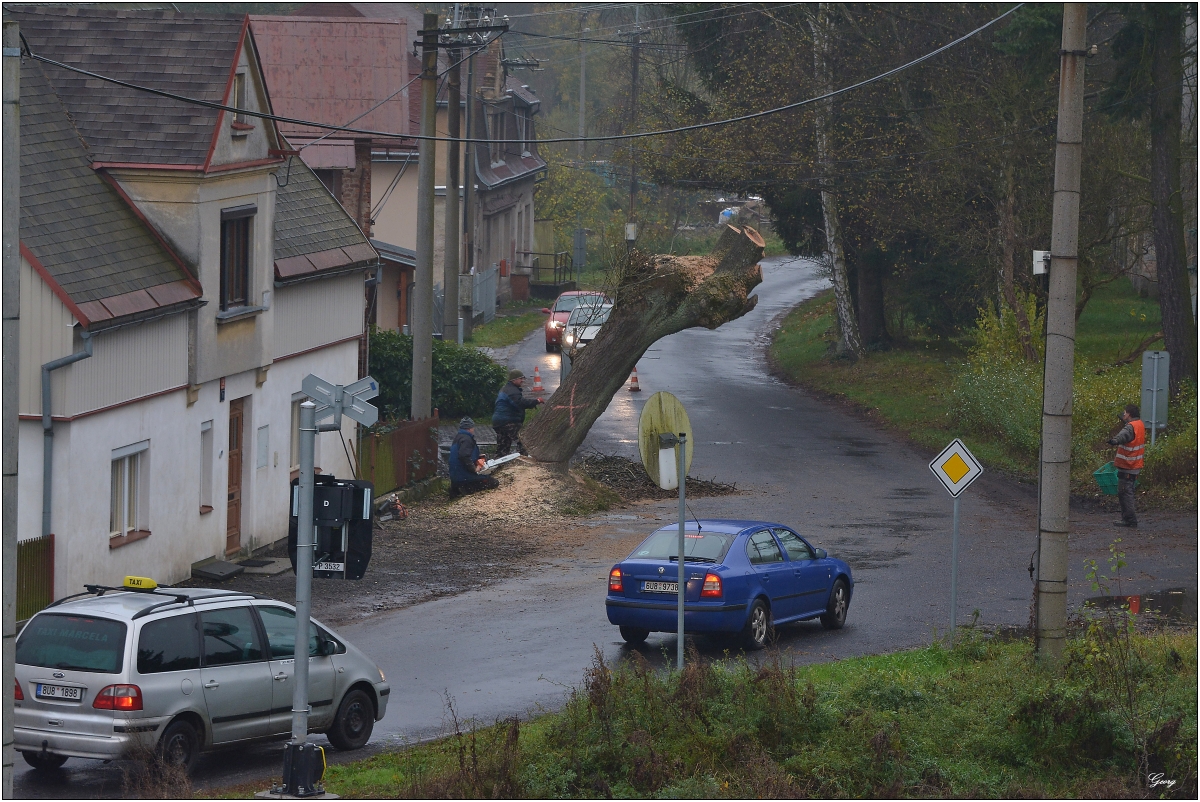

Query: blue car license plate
642 581 678 594
36 683 81 701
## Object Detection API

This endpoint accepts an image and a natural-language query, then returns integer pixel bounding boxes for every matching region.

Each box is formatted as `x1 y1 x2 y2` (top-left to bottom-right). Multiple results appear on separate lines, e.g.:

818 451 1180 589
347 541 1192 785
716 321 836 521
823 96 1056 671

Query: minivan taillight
93 684 142 711
700 573 723 598
609 568 623 593
14 678 23 701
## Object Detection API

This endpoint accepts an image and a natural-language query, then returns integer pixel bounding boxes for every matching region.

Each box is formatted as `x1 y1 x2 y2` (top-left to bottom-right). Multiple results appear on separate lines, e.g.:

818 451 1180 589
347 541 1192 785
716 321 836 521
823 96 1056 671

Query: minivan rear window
16 614 127 674
631 530 734 563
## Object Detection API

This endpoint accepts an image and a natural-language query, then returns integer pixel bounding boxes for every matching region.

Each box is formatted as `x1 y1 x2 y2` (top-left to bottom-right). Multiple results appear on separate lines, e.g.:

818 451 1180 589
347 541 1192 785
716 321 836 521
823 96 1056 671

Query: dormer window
231 73 253 134
220 205 255 310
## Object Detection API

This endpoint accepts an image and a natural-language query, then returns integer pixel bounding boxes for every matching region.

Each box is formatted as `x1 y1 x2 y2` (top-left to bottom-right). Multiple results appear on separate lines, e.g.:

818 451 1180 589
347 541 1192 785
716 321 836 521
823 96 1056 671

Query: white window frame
200 421 214 511
110 440 149 538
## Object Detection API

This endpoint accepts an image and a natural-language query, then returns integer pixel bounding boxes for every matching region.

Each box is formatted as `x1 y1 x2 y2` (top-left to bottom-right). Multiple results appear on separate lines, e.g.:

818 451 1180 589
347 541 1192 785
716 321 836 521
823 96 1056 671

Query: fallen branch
1113 331 1164 367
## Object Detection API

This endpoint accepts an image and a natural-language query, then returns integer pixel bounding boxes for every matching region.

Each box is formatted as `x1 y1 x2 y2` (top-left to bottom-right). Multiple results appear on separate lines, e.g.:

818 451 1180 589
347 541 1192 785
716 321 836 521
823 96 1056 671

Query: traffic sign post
929 439 983 647
1141 351 1168 446
275 374 378 798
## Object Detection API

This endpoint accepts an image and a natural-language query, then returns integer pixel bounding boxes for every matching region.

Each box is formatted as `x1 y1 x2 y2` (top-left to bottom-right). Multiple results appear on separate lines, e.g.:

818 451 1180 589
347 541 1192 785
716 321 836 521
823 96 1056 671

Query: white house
14 7 379 595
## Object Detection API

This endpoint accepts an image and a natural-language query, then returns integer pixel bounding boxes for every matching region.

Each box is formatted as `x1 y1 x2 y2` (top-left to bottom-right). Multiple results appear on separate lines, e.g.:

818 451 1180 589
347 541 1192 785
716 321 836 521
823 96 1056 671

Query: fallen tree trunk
523 224 765 466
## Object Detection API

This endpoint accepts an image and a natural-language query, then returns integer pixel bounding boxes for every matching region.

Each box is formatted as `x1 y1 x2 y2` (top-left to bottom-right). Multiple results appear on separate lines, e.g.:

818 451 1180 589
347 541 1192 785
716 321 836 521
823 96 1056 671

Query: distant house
14 7 377 593
258 3 547 328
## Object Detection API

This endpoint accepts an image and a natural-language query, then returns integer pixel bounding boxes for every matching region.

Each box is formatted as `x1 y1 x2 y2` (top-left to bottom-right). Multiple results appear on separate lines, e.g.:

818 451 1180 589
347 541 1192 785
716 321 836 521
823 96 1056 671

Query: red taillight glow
93 684 142 711
700 573 722 598
609 568 623 593
14 679 23 701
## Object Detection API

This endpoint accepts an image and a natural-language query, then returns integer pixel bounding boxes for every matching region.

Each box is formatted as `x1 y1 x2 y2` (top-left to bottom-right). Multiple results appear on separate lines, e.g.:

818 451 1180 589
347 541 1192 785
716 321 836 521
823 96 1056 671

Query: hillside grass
769 282 1195 506
211 629 1196 799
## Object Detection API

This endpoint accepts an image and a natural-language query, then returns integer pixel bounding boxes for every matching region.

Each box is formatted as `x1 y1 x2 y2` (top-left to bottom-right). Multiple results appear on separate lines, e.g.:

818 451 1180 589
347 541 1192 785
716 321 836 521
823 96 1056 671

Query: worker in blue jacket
492 369 543 456
448 417 498 498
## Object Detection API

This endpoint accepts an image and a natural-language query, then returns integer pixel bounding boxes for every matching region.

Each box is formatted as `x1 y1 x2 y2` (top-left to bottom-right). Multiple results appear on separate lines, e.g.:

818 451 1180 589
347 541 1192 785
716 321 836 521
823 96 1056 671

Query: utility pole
462 39 476 278
1035 3 1087 661
412 12 439 420
628 7 640 223
444 6 462 343
578 24 587 160
2 20 20 798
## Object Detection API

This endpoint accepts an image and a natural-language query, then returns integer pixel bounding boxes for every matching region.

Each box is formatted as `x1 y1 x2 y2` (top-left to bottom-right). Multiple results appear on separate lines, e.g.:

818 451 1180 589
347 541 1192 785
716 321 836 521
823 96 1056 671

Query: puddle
887 487 932 499
1084 587 1196 621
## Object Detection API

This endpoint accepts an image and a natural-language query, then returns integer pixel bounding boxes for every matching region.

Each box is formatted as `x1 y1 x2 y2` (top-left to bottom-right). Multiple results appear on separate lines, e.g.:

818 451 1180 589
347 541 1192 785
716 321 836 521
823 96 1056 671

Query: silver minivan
14 578 390 771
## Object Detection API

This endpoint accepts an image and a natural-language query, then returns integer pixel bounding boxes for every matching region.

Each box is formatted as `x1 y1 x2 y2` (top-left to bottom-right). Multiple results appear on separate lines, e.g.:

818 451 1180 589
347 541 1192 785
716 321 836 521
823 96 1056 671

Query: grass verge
768 284 1195 507
211 629 1196 799
468 309 547 349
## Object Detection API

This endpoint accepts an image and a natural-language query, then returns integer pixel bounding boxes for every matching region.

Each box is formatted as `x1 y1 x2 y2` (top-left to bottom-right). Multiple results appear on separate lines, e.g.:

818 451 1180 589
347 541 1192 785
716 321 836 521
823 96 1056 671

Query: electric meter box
288 475 374 580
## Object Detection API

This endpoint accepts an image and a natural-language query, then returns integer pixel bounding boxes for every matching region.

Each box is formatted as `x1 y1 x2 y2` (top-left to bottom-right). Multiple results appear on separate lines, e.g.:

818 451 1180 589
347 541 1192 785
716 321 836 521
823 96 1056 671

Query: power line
22 4 1023 147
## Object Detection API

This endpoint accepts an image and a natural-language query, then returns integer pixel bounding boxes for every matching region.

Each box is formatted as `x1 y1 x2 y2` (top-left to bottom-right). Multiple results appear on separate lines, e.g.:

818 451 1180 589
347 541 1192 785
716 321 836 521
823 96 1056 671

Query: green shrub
368 328 506 421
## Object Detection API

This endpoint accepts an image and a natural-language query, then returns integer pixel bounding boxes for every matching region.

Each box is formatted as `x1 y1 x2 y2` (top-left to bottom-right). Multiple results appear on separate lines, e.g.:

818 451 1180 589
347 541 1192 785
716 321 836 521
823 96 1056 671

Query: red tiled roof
250 15 412 145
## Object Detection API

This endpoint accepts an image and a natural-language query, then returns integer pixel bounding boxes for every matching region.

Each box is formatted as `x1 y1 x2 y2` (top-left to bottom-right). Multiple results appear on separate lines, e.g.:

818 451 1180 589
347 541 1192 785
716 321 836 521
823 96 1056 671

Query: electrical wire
21 4 1023 147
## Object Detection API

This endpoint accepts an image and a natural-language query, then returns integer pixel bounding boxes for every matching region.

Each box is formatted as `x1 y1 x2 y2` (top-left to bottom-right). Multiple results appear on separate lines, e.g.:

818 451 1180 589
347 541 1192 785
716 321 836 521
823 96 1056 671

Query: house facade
14 7 376 594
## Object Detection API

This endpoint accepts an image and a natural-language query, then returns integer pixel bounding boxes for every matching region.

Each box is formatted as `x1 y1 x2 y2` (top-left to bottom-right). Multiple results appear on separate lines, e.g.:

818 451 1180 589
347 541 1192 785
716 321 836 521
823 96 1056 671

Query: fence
521 251 572 285
357 412 440 495
17 534 54 621
472 264 498 324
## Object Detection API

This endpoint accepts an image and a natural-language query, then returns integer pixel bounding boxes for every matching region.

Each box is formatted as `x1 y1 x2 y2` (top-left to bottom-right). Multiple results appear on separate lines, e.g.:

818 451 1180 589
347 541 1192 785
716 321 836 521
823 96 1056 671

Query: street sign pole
275 375 378 796
929 438 983 649
676 432 687 671
950 494 960 647
291 401 317 744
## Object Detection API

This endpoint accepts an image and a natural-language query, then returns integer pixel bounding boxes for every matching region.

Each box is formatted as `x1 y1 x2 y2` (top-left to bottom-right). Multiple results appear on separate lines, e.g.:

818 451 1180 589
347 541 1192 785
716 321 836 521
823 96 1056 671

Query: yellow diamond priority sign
930 438 982 497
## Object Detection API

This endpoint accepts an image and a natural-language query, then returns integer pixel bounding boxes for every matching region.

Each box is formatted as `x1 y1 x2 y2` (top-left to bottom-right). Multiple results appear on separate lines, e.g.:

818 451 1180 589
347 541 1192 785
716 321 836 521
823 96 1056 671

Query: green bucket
1093 461 1120 495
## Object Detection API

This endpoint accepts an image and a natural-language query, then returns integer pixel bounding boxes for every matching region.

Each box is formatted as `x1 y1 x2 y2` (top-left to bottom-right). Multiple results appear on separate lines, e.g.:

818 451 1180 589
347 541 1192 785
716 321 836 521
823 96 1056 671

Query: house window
314 169 343 199
256 424 270 469
220 205 255 311
200 421 213 513
110 440 149 539
231 73 252 131
290 398 301 471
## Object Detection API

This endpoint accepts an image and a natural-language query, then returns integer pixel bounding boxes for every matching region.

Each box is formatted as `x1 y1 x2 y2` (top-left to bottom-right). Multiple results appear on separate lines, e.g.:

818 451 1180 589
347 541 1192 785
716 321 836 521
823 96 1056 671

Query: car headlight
563 332 575 346
379 667 386 682
550 321 565 329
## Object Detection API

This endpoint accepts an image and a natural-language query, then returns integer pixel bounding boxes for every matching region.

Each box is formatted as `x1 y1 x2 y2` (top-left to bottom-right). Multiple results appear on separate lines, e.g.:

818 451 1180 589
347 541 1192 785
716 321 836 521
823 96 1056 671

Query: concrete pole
462 46 476 275
411 13 439 420
290 401 317 743
444 44 462 338
3 20 20 797
1036 3 1087 661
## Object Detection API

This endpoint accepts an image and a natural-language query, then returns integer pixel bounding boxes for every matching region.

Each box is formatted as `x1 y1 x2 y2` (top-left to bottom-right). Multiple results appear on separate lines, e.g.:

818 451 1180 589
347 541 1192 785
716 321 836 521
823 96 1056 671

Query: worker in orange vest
1106 403 1145 528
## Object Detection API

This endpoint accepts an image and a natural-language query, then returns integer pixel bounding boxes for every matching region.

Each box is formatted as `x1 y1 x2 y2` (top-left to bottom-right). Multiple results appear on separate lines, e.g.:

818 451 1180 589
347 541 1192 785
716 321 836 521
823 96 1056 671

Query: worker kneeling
448 417 499 498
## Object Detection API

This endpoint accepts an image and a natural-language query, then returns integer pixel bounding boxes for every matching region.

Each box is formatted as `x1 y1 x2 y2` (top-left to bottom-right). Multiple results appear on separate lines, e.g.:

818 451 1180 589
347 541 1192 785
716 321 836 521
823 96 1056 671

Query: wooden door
226 399 243 556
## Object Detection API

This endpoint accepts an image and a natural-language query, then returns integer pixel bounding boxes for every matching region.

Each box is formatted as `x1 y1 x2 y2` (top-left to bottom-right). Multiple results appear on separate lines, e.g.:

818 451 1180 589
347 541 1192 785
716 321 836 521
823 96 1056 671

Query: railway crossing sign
302 374 379 427
929 438 982 498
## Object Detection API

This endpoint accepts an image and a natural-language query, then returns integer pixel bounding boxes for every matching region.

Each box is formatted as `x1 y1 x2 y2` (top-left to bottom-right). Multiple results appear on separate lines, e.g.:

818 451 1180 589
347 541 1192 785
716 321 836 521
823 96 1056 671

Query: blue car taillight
700 573 722 598
609 567 623 593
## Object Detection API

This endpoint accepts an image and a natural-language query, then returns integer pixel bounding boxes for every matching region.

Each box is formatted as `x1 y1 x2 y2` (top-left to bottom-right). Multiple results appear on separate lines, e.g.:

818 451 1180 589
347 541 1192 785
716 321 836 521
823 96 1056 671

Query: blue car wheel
821 579 850 630
741 599 771 650
619 625 649 645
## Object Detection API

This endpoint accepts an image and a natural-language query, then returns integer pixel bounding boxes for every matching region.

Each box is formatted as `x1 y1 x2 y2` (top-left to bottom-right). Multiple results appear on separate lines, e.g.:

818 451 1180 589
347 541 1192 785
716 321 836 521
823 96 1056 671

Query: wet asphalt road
16 256 1196 797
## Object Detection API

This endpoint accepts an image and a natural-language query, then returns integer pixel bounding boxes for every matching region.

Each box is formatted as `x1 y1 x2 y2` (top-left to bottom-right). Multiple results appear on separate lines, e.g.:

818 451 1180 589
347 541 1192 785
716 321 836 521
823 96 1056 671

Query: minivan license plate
36 683 80 700
642 581 678 594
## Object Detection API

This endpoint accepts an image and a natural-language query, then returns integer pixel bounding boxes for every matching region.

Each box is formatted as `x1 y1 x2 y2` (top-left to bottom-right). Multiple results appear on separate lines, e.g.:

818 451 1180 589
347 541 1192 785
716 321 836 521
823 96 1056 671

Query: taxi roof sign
929 438 982 497
123 575 158 592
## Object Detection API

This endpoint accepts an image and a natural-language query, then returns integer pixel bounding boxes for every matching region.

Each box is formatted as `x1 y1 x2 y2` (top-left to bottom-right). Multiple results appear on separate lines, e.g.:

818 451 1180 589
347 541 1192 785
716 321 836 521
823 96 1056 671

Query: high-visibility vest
1114 419 1146 471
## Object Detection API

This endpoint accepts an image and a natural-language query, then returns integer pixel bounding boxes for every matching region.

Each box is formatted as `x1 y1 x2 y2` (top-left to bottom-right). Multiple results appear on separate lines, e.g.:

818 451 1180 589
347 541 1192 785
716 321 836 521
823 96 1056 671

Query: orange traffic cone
628 367 641 392
531 365 545 397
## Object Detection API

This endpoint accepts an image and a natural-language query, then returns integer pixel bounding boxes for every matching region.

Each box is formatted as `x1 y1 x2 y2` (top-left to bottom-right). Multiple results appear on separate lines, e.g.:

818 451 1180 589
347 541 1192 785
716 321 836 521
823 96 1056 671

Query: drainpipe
42 330 92 538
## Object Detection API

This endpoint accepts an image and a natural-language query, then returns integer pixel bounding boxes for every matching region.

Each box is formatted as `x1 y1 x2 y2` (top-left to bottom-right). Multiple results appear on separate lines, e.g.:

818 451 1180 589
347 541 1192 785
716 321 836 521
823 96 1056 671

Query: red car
542 291 610 352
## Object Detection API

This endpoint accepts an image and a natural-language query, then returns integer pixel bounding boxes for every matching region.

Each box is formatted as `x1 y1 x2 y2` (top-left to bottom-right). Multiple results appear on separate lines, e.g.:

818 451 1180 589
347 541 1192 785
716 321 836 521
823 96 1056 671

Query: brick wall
339 139 374 236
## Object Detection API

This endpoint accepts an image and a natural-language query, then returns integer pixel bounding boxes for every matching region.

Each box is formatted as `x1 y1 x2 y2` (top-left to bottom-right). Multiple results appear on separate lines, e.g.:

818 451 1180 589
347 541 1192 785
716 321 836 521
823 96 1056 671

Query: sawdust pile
439 458 618 522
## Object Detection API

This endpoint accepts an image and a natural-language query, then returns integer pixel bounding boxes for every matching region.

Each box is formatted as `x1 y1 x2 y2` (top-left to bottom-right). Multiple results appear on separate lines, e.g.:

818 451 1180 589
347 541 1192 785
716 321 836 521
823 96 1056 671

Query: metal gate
17 534 54 621
473 264 498 324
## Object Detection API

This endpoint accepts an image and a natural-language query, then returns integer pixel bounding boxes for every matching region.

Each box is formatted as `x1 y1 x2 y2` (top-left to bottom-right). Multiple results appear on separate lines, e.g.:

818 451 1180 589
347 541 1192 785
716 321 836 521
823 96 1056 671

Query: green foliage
968 294 1046 366
368 328 506 421
467 311 547 349
320 632 1198 799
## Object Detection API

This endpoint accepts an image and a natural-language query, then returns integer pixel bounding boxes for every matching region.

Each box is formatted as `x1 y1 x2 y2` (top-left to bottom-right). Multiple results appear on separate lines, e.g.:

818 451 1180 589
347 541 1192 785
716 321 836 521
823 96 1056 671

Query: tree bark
1149 5 1198 393
522 225 765 465
997 163 1038 361
810 3 864 356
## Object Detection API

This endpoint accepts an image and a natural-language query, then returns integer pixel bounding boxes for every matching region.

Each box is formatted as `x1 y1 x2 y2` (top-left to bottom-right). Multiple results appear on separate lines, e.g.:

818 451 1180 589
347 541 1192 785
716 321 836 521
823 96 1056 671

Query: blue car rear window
631 530 733 562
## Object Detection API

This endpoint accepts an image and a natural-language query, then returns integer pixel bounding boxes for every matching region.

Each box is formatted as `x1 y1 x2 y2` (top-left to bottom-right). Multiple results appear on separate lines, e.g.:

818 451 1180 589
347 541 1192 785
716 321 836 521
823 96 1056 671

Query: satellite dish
637 391 693 489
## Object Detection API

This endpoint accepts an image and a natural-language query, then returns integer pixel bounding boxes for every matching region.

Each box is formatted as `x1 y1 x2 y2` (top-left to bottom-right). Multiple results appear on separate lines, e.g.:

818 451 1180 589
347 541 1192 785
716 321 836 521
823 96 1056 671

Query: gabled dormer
207 20 286 170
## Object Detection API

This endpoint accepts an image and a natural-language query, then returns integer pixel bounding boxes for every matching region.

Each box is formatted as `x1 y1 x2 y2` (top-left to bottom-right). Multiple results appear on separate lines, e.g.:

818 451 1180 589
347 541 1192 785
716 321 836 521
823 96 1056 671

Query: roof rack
45 585 261 620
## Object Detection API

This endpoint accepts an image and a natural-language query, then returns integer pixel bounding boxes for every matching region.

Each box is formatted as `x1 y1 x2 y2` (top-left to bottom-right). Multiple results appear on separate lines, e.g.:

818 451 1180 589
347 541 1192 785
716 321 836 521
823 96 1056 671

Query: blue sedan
605 520 854 649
